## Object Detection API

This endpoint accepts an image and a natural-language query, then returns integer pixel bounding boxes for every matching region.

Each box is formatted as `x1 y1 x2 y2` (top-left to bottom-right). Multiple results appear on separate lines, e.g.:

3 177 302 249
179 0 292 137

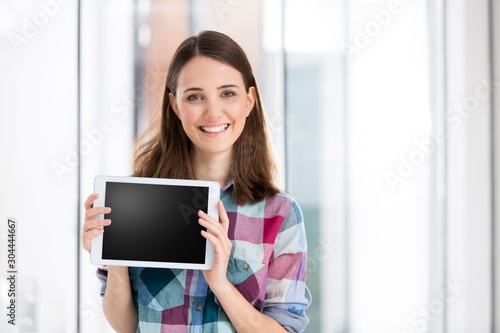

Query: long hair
133 30 280 204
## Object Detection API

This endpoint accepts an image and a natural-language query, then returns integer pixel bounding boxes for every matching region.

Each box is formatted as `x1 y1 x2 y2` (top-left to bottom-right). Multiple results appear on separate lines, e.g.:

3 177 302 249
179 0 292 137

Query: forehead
176 56 245 89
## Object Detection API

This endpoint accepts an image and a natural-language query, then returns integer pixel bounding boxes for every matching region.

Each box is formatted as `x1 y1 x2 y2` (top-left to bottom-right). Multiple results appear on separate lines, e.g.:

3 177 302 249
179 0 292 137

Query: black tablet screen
102 181 209 264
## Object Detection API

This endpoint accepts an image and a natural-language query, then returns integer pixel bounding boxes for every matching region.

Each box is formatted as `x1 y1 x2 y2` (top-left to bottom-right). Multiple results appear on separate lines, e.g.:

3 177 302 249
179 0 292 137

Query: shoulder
222 187 304 235
264 191 299 212
265 192 304 226
259 193 305 247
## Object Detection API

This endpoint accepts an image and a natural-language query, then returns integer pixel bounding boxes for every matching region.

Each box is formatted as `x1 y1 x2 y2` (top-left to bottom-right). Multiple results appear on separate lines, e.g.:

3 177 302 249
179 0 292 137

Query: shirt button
196 305 203 311
243 263 249 270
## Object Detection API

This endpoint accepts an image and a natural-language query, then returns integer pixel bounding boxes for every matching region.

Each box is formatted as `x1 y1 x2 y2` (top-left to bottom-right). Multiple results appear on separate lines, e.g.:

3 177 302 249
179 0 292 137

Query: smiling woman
82 30 312 333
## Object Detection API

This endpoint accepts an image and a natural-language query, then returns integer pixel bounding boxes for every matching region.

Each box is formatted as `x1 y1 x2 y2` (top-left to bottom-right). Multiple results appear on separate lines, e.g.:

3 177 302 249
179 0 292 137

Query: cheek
177 104 201 125
227 102 250 121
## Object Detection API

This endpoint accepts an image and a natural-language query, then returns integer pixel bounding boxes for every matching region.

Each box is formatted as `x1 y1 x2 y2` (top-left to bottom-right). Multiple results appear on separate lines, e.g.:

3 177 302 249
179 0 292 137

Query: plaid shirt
97 181 311 332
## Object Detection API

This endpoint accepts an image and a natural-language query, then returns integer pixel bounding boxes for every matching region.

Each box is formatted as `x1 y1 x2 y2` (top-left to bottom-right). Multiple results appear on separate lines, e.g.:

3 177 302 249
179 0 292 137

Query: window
1 1 497 332
78 0 500 332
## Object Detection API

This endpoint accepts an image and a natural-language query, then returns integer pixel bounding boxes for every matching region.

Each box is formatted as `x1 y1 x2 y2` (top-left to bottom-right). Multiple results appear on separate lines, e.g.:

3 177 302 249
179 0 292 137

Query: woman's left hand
199 200 232 291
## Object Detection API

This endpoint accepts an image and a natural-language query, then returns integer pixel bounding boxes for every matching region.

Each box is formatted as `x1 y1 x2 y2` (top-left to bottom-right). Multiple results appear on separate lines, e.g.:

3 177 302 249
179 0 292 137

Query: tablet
90 175 219 270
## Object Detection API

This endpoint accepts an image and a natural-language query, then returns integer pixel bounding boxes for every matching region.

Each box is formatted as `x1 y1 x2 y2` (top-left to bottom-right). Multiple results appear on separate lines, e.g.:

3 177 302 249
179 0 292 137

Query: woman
82 30 311 333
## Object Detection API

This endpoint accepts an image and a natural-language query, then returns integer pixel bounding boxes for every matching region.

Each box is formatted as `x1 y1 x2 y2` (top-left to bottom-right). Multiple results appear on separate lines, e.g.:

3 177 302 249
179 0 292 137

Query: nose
204 98 222 120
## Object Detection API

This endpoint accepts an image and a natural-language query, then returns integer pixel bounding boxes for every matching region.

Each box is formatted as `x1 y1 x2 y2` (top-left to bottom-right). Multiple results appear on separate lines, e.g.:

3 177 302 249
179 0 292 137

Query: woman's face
169 56 256 159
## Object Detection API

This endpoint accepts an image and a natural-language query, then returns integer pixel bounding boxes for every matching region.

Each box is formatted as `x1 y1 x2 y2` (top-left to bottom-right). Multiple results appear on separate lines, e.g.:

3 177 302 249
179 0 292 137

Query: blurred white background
0 0 499 332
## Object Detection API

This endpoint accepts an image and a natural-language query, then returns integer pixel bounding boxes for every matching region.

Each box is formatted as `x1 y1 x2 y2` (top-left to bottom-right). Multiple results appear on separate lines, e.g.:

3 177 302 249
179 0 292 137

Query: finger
201 230 219 248
199 218 232 251
84 193 99 210
198 201 229 229
198 218 224 237
198 209 212 220
82 219 111 233
217 201 230 233
201 230 231 255
82 228 105 253
197 211 222 231
85 206 111 221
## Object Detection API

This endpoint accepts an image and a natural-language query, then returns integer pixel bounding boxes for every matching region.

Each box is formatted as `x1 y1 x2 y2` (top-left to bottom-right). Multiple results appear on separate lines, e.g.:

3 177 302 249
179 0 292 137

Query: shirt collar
221 179 234 192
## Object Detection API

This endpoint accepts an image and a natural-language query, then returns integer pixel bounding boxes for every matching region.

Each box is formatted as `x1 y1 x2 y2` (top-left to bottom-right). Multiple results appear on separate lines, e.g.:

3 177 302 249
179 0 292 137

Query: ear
246 86 257 117
169 93 180 117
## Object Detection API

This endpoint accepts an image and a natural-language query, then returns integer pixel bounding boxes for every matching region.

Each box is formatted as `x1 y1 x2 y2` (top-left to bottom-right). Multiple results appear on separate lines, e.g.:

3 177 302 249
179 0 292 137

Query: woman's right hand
82 193 112 253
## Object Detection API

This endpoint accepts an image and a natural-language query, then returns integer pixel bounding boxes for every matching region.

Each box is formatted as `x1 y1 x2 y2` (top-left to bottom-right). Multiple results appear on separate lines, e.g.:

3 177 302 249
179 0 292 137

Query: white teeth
201 124 228 133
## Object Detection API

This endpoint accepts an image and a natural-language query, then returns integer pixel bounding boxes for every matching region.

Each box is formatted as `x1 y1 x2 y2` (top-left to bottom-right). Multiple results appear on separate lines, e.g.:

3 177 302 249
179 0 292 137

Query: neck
192 149 232 187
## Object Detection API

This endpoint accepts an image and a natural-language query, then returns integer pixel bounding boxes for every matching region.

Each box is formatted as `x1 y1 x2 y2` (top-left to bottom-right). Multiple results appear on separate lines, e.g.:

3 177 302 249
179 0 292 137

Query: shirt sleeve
96 266 108 297
262 199 312 333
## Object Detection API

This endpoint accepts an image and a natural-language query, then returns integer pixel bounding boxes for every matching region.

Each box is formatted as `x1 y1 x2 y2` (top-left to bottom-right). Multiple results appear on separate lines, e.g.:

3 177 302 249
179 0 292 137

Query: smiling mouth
199 124 229 133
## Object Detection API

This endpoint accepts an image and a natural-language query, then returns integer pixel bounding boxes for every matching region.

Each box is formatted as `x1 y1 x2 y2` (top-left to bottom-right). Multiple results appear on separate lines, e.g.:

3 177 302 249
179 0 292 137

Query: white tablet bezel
90 175 219 270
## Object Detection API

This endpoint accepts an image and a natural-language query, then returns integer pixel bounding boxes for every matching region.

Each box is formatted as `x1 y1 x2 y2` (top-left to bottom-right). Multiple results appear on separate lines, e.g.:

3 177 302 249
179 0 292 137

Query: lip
198 123 230 136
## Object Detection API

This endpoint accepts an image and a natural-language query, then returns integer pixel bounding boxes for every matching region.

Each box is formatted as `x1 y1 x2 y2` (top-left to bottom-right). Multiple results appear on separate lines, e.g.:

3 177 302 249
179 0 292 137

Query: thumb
218 200 230 234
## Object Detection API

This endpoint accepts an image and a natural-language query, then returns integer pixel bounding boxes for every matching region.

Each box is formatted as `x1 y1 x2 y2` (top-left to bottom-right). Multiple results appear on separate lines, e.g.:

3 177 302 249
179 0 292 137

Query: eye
221 91 236 98
187 94 202 101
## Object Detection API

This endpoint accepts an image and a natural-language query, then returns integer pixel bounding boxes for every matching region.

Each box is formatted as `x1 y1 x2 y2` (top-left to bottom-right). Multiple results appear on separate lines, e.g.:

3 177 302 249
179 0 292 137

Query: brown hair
133 30 280 204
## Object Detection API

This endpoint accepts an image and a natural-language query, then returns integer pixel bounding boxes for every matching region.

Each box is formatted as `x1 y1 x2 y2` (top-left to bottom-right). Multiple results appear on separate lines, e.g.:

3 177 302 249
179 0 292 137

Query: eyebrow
217 84 239 90
182 84 240 94
183 87 203 94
